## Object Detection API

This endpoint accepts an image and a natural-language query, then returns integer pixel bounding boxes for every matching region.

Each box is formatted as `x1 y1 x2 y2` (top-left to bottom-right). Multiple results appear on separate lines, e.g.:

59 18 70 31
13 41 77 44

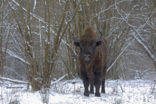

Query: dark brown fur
74 27 107 97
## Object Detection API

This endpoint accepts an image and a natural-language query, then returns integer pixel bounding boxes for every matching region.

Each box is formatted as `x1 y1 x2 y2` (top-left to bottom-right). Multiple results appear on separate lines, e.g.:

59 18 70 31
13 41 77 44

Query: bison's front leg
94 72 101 97
83 79 89 96
81 71 89 96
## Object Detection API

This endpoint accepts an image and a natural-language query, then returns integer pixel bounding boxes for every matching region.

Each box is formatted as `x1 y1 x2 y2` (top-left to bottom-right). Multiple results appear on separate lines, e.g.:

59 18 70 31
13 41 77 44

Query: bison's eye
74 41 80 47
96 41 102 46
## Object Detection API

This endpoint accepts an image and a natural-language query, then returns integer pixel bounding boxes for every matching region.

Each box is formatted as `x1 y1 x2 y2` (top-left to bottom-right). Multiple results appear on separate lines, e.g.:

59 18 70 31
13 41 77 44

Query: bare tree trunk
0 35 3 76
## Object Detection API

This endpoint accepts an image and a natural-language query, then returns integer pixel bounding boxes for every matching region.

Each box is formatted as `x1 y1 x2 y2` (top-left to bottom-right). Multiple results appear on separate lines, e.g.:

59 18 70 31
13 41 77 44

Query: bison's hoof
95 93 101 97
84 92 89 96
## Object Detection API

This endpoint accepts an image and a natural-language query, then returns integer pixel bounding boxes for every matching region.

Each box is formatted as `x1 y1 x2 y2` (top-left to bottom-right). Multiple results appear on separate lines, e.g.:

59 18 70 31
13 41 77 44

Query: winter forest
0 0 156 104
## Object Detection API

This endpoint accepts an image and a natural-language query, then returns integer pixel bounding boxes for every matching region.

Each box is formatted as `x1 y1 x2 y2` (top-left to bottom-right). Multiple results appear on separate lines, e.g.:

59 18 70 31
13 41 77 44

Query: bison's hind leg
101 80 105 93
83 79 89 96
94 74 101 97
89 82 94 94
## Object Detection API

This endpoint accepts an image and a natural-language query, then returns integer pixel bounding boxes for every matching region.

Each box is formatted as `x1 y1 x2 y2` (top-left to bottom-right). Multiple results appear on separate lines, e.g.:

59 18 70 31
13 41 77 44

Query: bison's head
73 28 102 63
74 40 101 63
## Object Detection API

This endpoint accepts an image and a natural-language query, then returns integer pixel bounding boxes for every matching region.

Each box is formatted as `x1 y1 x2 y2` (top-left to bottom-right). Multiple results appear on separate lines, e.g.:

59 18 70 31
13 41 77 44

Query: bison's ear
74 41 80 47
96 40 102 46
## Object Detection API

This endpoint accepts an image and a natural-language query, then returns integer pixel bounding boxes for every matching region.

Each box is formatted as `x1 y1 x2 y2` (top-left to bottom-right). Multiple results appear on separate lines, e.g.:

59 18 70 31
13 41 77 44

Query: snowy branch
33 0 36 10
9 0 77 56
131 32 156 62
95 0 133 18
107 39 134 72
51 74 68 85
2 48 30 65
115 1 156 62
0 77 28 84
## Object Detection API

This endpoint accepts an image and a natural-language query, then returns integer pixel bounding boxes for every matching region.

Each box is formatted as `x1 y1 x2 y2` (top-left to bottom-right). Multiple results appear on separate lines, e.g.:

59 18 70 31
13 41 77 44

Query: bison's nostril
84 54 91 62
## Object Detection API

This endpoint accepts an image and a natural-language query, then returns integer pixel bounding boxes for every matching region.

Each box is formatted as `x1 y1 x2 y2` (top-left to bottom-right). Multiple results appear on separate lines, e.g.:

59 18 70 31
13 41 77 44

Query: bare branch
107 39 134 72
115 0 156 62
2 48 29 65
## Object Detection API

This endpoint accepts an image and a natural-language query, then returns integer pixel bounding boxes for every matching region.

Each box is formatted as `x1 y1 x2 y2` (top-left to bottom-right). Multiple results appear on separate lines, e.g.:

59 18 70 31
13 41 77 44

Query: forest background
0 0 156 91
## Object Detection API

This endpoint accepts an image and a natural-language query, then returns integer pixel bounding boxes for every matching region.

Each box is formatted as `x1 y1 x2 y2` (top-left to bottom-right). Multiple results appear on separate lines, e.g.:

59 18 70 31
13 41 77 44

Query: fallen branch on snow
0 77 28 84
51 74 68 85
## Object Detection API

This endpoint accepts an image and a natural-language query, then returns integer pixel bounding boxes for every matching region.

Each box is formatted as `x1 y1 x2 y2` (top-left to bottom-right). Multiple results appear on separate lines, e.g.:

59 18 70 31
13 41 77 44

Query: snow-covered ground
0 79 156 104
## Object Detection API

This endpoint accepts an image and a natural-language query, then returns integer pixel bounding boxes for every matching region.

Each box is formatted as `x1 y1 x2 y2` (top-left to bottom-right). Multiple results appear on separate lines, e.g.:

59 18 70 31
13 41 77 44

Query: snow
0 79 156 104
20 92 43 104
